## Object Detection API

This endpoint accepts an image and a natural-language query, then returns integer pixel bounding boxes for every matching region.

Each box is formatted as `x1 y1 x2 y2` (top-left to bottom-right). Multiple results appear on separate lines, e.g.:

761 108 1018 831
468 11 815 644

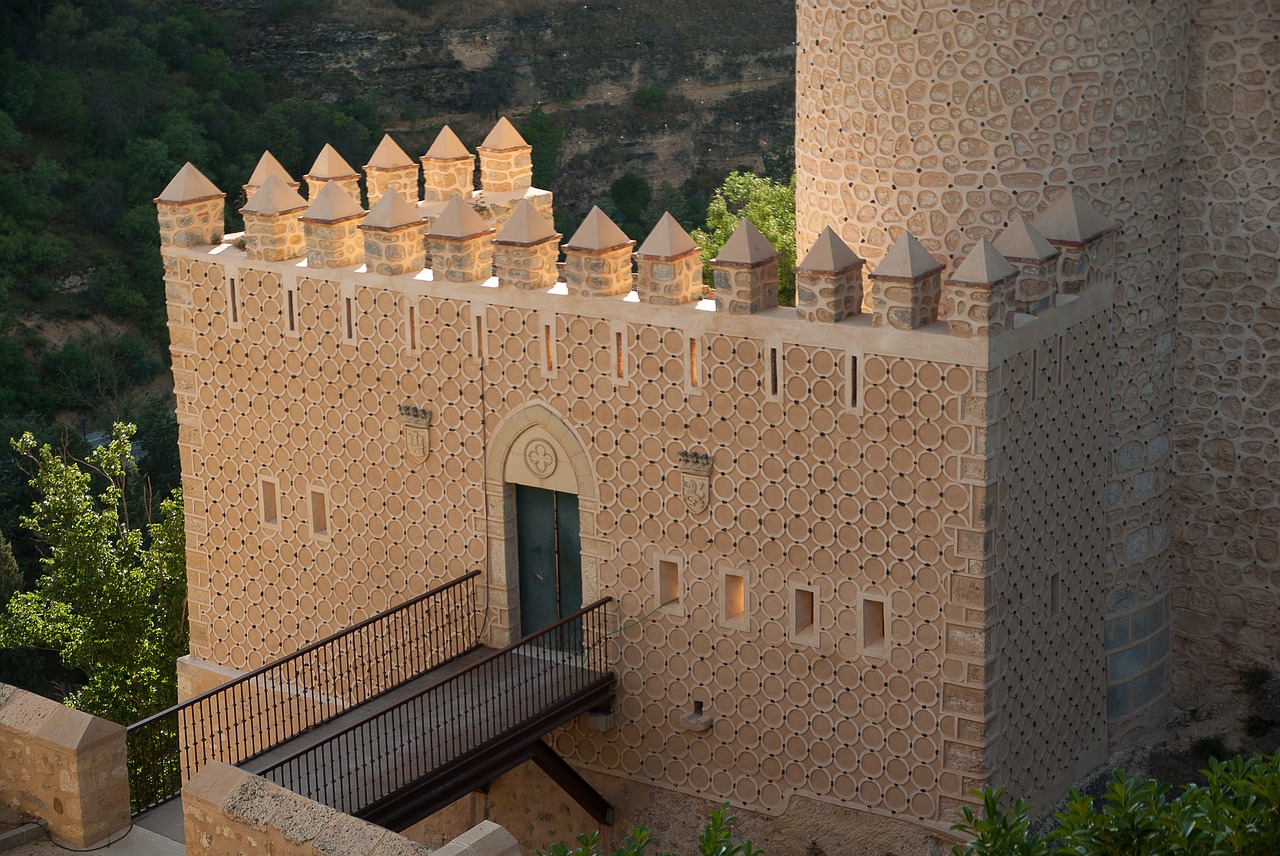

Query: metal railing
126 570 481 815
259 597 614 818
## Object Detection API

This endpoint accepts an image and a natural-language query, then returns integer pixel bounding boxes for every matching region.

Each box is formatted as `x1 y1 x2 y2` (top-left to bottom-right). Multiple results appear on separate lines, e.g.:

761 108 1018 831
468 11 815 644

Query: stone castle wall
1171 0 1280 707
796 0 1193 746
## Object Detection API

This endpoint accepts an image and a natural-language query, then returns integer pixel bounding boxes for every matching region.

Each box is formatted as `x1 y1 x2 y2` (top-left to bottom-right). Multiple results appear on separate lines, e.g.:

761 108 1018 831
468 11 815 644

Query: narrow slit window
848 355 859 407
344 297 354 341
770 347 779 396
473 313 484 358
615 331 624 379
689 338 700 388
310 489 328 538
658 560 680 608
724 572 745 624
286 288 297 333
260 480 278 526
793 588 816 639
1050 571 1062 616
407 304 417 351
862 598 886 652
228 277 239 324
544 324 554 371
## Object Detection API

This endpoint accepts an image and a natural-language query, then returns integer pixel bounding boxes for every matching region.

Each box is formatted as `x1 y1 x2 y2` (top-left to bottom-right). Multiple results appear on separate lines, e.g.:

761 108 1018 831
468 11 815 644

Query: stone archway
482 402 601 647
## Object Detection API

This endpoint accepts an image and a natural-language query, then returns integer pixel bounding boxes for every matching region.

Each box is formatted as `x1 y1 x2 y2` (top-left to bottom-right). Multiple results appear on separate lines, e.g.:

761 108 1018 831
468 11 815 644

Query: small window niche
611 322 629 383
791 585 819 646
764 341 782 400
471 306 485 359
656 556 682 614
685 334 703 393
227 272 241 327
284 282 301 337
846 351 861 411
1049 570 1062 616
342 287 357 345
404 297 420 354
721 570 748 629
309 487 329 539
861 596 888 657
540 313 558 377
260 478 279 527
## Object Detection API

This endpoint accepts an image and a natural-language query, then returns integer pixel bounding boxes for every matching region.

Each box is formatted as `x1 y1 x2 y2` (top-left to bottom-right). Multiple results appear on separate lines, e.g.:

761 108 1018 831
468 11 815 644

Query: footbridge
127 571 617 835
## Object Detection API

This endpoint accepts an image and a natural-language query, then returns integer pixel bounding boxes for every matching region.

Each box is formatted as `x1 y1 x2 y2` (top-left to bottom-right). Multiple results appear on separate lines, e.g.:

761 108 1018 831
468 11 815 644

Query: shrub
538 804 759 856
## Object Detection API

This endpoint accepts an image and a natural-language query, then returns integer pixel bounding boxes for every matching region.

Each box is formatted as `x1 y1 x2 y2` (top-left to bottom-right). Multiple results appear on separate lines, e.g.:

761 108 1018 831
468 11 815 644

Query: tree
0 423 186 724
692 171 796 306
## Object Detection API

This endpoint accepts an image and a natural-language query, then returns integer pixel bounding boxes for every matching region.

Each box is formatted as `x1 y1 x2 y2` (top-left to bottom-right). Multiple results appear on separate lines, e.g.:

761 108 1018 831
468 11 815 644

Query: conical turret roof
360 189 423 230
714 219 777 265
247 151 295 188
242 174 308 216
156 162 224 203
428 197 493 240
872 231 943 279
994 213 1057 261
307 143 359 179
797 225 861 272
423 125 471 160
637 212 700 259
366 134 415 169
1033 189 1113 244
299 180 365 222
480 116 529 151
950 238 1016 285
564 206 632 252
495 199 559 245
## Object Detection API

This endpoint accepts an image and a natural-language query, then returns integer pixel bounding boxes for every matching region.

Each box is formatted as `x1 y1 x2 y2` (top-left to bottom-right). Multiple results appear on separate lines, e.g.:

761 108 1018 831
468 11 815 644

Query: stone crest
525 438 558 478
398 405 433 464
678 450 713 514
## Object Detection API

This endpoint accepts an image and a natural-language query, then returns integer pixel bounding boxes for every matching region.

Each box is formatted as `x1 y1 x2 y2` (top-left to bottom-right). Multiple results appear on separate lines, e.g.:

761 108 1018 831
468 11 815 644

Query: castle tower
364 134 420 209
155 163 224 247
634 213 702 305
993 215 1058 315
794 225 862 322
360 189 425 276
477 117 533 195
562 206 634 298
493 198 560 291
240 174 308 262
420 125 475 204
942 238 1017 338
243 151 298 204
711 219 778 315
796 1 1186 746
304 143 361 202
867 231 942 331
426 197 495 283
299 181 365 269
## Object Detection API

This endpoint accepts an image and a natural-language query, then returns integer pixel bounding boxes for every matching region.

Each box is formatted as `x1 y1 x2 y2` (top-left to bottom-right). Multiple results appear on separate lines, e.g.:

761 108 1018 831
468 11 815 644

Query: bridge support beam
529 740 614 826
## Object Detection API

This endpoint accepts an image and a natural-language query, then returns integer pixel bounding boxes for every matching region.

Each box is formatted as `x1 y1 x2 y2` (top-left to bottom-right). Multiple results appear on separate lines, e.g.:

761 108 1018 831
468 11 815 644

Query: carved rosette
678 450 713 514
399 405 433 464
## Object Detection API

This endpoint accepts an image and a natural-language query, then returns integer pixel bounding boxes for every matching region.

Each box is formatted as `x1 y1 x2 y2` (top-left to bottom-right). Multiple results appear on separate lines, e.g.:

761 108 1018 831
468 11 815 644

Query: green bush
953 753 1280 856
538 804 759 856
632 86 668 111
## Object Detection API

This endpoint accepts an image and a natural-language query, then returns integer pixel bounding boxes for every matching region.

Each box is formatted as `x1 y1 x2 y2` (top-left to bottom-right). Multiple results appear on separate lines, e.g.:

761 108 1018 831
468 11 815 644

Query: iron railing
259 597 614 818
126 570 481 815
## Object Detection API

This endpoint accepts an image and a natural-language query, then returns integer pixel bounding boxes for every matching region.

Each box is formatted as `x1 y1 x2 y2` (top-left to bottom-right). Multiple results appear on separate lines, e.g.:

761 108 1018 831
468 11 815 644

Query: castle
151 1 1278 853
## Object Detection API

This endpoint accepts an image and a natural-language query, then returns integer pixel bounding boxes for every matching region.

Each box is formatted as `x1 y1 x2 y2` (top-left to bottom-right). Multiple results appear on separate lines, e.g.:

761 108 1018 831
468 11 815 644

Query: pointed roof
360 189 423 230
428 197 493 240
247 151 295 188
797 225 862 272
366 134 415 169
423 125 472 160
307 143 359 179
714 219 777 265
156 162 224 203
872 231 943 280
1033 189 1113 244
495 198 559 245
564 206 632 252
299 180 365 223
637 212 700 259
950 238 1017 285
241 174 308 216
480 116 529 151
994 213 1058 261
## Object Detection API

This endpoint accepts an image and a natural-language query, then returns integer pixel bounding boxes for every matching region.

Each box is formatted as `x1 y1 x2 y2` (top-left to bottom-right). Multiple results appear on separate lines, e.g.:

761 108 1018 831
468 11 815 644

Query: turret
1033 190 1116 297
155 163 225 248
562 207 634 298
711 220 779 315
477 117 533 195
421 126 475 204
364 134 420 209
299 181 365 269
360 190 425 276
240 174 308 262
943 238 1018 338
304 144 361 202
868 231 943 330
635 213 702 305
242 151 298 204
994 214 1059 315
795 226 863 322
493 199 561 291
426 197 495 283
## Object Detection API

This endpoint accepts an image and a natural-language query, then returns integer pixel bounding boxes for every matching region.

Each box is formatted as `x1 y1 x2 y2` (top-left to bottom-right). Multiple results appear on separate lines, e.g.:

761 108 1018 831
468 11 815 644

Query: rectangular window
765 342 782 400
847 354 859 408
472 310 485 359
260 479 278 527
862 597 887 654
792 585 818 645
310 488 329 538
540 314 557 376
615 331 624 379
689 337 700 388
1050 571 1062 616
658 558 680 610
228 276 240 325
723 571 746 626
407 303 418 352
344 296 355 342
284 284 300 336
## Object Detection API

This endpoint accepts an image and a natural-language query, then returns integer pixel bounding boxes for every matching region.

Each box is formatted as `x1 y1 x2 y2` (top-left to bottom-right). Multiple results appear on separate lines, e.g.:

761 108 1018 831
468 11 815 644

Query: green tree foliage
692 171 796 306
0 528 18 608
521 105 563 192
0 423 187 724
953 754 1280 856
538 805 759 856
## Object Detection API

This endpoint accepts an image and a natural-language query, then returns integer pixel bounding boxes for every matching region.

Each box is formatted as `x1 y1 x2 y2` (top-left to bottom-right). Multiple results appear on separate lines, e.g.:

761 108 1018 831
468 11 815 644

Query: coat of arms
399 405 433 464
678 450 713 514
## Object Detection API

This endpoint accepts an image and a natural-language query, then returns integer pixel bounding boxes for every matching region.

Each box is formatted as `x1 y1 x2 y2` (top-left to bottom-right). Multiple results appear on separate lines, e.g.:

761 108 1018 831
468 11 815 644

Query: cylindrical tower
797 0 1191 751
